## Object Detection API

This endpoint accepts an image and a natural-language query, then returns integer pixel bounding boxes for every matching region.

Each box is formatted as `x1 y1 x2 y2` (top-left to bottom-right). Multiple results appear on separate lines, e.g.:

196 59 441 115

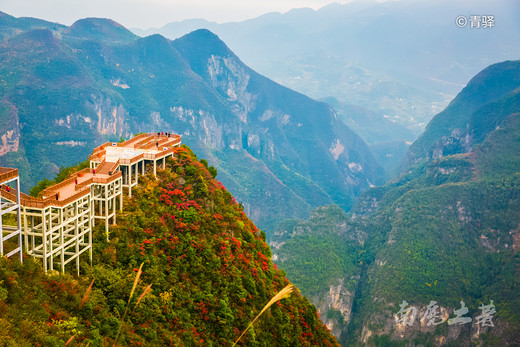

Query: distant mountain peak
12 28 60 48
140 33 171 44
181 28 222 44
172 29 234 74
64 17 137 43
70 17 125 29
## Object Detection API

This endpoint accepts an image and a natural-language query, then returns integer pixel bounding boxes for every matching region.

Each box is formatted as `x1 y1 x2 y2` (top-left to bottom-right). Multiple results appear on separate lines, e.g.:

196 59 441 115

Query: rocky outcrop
313 278 355 339
0 102 19 157
207 55 256 123
88 95 129 137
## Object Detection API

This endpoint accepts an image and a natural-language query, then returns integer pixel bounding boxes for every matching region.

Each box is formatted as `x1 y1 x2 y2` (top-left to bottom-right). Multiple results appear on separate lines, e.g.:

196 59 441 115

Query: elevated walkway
0 132 181 274
90 133 181 196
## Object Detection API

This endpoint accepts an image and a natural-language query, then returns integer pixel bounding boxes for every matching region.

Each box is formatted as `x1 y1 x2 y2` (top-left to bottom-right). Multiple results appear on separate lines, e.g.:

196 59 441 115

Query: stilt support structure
0 168 23 261
0 132 181 274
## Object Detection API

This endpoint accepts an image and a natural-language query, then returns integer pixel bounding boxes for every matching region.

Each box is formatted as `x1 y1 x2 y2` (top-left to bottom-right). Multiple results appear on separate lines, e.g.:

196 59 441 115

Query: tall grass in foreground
113 263 151 346
232 284 294 346
79 279 95 309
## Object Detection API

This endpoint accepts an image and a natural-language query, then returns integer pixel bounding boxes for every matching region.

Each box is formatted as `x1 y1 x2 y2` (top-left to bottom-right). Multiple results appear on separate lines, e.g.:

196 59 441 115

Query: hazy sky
2 0 372 29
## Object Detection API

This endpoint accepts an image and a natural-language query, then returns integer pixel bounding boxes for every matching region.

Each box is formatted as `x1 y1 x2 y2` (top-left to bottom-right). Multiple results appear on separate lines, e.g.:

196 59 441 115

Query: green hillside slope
0 146 338 346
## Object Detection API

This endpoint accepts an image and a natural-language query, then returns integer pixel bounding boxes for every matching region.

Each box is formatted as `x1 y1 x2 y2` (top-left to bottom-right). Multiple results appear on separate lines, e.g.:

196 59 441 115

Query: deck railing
92 170 122 184
92 142 111 154
119 153 144 165
75 178 93 191
41 175 78 197
107 160 120 173
0 168 18 184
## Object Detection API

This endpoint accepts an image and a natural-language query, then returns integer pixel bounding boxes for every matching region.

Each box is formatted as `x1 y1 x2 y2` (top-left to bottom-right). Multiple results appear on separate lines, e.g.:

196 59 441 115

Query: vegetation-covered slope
408 60 520 165
0 146 338 346
274 62 520 345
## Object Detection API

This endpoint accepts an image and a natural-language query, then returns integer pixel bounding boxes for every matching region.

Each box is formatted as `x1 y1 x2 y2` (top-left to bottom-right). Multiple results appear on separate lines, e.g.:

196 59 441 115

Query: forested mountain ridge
0 146 339 346
0 13 383 236
274 61 520 345
407 60 520 166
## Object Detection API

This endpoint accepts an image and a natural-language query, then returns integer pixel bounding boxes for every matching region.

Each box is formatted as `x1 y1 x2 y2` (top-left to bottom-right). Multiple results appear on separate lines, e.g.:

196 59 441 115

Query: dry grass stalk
133 283 152 312
64 335 75 346
128 263 143 301
114 263 144 346
232 284 294 347
80 279 95 309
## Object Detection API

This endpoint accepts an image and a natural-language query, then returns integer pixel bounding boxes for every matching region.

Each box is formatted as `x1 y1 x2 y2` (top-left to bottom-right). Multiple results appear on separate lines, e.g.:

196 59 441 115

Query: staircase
95 160 119 175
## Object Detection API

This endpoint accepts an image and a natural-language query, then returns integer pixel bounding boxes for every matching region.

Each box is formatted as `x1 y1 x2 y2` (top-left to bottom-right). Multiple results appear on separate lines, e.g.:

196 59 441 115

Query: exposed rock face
0 129 19 157
89 96 129 137
0 102 20 157
207 55 255 123
329 139 345 161
314 279 355 338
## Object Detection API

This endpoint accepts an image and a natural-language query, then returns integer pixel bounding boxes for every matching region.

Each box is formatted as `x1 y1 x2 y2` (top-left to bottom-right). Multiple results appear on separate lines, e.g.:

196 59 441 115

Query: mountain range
2 9 519 345
273 60 520 345
0 12 383 236
133 0 520 137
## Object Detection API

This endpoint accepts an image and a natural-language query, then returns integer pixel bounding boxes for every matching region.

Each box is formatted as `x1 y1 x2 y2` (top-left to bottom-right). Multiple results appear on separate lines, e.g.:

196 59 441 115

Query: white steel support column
105 188 109 237
16 178 22 261
0 190 3 257
129 165 133 197
0 173 23 260
59 207 65 273
88 195 93 266
43 208 48 272
119 180 123 212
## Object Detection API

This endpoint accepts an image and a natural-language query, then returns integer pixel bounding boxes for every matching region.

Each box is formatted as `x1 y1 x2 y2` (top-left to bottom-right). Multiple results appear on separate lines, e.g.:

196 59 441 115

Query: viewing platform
0 132 181 274
90 133 181 197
